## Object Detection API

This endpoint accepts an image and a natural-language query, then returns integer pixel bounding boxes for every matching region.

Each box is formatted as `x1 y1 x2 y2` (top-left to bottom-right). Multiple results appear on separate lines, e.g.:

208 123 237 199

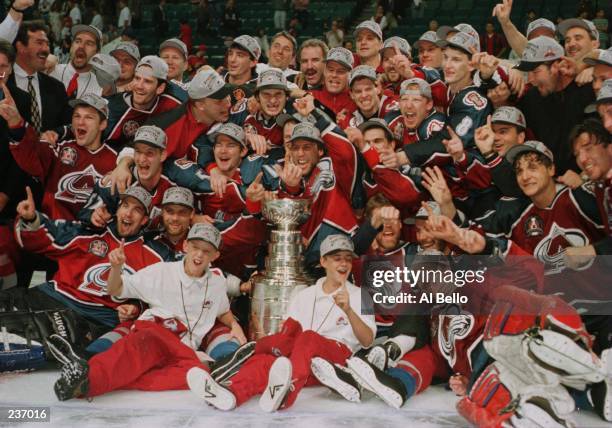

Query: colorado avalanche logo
78 263 137 296
88 240 109 257
122 120 140 138
437 313 475 367
426 119 445 137
336 316 348 326
55 165 101 203
533 223 591 274
59 146 78 166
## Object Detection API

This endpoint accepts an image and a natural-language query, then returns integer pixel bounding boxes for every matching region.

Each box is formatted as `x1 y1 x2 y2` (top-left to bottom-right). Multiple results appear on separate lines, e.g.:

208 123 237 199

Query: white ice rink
0 369 610 427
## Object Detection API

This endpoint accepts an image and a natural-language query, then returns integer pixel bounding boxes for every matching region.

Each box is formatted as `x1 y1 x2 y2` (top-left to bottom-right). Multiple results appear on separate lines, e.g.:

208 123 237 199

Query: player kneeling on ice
52 222 249 401
187 234 376 411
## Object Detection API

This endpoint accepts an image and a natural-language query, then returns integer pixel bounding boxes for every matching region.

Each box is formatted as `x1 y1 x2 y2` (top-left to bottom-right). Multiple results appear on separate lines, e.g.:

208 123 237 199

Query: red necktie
66 73 79 98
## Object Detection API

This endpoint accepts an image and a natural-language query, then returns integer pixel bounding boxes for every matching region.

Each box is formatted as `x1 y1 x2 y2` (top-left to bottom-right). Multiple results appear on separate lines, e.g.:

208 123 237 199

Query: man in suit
10 22 71 133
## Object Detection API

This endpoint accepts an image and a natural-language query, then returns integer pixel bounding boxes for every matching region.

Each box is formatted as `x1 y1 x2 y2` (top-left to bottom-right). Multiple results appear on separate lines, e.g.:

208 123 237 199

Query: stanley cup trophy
249 199 312 340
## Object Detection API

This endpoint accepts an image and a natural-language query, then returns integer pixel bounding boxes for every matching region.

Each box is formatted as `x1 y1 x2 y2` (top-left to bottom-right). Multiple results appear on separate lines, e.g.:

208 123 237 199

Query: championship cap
526 18 556 39
289 122 323 145
133 125 167 150
72 24 103 45
381 36 411 56
320 234 357 257
162 186 194 209
231 35 262 61
68 93 109 119
413 31 440 50
415 201 441 219
159 38 189 59
491 106 527 130
119 186 152 214
515 36 564 71
354 20 383 41
111 41 141 62
325 47 354 70
187 222 222 249
89 53 121 87
136 55 169 80
188 68 232 100
595 79 612 105
211 122 247 147
276 112 301 128
558 18 599 40
583 48 612 67
505 140 554 165
437 23 480 47
256 67 288 92
400 77 432 98
437 31 479 56
358 118 393 141
349 65 377 87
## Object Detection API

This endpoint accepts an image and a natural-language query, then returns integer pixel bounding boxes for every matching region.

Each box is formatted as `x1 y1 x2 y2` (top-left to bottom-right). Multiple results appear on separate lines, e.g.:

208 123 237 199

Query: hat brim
276 113 299 128
583 57 612 67
349 74 376 87
436 40 472 56
324 59 353 70
358 121 394 140
413 39 438 50
159 41 188 59
230 42 258 60
211 131 246 147
491 119 526 130
186 236 220 250
289 135 323 145
162 200 194 209
110 47 140 62
557 19 590 38
322 248 358 258
255 83 289 92
436 26 456 41
514 61 543 72
72 25 100 41
68 99 108 118
119 194 150 214
353 27 382 40
595 96 612 105
505 144 550 165
206 84 233 100
131 139 166 150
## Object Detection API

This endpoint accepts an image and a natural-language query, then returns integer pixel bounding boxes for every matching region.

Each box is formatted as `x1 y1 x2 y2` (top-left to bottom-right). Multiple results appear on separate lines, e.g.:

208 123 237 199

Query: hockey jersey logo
533 223 591 274
88 240 109 258
59 146 78 166
78 263 137 296
310 159 336 196
437 312 475 367
426 119 445 137
463 92 487 110
122 120 140 138
55 165 100 204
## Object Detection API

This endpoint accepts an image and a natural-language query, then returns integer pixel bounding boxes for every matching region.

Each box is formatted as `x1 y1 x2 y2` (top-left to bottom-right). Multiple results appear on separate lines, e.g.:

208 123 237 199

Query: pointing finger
25 186 33 203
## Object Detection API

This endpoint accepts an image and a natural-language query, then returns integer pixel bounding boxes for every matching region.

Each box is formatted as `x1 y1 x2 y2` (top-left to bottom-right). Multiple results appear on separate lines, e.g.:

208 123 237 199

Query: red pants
394 344 447 394
87 320 207 397
228 329 352 408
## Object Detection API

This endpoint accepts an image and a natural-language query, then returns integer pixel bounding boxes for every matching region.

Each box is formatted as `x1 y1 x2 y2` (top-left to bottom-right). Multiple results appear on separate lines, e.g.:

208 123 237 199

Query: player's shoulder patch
462 90 488 111
426 118 445 136
455 116 473 137
174 158 196 169
580 180 597 195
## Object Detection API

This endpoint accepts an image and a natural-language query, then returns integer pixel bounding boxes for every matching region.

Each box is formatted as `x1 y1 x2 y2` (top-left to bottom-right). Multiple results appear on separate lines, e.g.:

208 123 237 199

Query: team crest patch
336 316 349 326
463 91 487 110
163 318 179 332
59 146 78 166
122 120 140 138
202 299 212 309
244 122 258 135
88 240 109 257
232 87 246 101
174 158 195 169
426 119 445 137
393 122 405 141
524 215 544 237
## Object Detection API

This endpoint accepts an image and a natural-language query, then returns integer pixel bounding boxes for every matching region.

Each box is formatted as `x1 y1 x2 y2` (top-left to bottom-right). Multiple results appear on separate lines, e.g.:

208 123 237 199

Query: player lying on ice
186 234 377 411
50 222 251 401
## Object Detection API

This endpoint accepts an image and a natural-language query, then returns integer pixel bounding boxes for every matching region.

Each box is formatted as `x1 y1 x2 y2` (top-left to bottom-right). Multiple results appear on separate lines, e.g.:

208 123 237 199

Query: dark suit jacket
7 71 72 132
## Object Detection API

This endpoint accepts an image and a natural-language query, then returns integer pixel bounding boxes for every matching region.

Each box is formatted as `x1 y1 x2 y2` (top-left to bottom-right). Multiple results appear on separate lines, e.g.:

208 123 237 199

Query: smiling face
72 105 106 150
183 239 220 277
320 250 354 283
598 103 612 133
287 139 323 176
160 46 187 81
161 203 193 240
257 88 287 117
269 35 295 70
415 219 444 251
491 123 525 157
350 77 380 116
418 41 443 69
227 47 256 82
573 132 612 181
442 47 472 87
20 30 50 72
132 69 165 109
213 135 247 175
324 60 350 94
514 153 555 198
381 48 402 82
116 196 148 237
134 142 166 183
592 64 612 94
70 32 98 71
300 45 325 87
111 50 137 81
399 91 433 129
564 27 598 59
527 63 559 97
356 30 382 61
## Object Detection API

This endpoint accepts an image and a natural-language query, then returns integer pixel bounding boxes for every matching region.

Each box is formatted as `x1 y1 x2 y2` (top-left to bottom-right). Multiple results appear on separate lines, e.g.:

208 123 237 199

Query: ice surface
0 369 609 427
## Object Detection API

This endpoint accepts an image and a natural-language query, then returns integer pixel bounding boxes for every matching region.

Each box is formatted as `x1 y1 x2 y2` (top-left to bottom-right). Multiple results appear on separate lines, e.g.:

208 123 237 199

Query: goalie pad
457 362 575 428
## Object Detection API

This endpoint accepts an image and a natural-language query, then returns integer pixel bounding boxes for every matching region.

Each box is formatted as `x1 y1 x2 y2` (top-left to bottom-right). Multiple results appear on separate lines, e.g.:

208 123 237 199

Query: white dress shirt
51 62 103 97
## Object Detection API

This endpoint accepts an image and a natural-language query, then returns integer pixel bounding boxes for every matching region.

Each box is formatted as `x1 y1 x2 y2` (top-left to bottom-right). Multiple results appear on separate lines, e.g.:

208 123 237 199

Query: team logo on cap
59 146 78 166
543 47 557 59
122 120 140 138
524 214 544 237
88 240 109 258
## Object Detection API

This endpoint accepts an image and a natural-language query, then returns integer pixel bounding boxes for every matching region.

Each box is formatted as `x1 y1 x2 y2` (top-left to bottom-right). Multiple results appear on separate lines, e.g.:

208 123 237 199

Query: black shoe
347 355 407 409
46 334 84 365
367 341 402 371
310 357 361 402
210 341 256 383
591 348 612 421
54 358 89 401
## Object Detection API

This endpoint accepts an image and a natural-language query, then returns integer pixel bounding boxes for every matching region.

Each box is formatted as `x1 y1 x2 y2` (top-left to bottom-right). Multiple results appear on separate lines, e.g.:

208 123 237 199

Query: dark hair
513 151 554 169
570 118 610 148
365 193 393 219
0 40 16 63
271 31 297 55
14 22 49 49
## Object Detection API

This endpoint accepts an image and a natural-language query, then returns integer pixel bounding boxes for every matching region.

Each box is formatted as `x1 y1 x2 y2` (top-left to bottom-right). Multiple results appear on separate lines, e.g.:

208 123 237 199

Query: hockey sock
387 367 415 398
210 340 240 361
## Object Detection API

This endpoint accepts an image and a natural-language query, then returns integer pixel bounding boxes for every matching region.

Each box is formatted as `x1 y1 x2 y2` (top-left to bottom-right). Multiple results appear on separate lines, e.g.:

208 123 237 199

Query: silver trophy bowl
249 199 312 340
